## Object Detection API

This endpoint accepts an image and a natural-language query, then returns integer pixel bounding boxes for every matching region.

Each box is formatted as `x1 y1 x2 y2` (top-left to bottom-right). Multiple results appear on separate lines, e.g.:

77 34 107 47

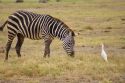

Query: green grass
0 0 125 82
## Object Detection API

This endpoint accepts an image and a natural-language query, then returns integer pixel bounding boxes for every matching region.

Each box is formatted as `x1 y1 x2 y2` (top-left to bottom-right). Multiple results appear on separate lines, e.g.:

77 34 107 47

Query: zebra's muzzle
69 51 74 57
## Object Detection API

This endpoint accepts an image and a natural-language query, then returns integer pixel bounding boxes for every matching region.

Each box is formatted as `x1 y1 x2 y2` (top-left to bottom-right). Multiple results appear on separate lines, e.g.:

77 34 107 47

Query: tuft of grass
85 26 93 30
106 27 112 29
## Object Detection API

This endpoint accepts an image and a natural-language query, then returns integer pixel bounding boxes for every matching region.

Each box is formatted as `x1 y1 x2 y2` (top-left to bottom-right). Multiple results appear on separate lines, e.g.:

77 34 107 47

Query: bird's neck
102 44 104 49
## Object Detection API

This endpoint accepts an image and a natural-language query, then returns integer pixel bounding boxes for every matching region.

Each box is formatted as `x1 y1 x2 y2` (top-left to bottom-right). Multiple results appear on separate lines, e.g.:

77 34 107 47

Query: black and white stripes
0 10 75 60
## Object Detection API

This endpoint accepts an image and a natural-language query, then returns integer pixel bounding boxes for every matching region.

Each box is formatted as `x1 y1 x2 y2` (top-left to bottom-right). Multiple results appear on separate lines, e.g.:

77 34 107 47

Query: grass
0 54 125 82
0 0 125 83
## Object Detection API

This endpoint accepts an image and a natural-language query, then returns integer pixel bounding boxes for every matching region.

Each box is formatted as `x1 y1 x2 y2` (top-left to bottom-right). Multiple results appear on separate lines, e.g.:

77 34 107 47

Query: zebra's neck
49 18 69 40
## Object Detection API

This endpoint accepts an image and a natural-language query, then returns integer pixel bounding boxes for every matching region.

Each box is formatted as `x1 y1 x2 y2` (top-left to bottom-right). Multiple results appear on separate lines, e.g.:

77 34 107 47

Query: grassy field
0 0 125 83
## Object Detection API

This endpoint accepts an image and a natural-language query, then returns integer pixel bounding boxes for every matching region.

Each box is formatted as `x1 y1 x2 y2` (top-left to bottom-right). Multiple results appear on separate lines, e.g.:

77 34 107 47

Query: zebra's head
63 31 75 57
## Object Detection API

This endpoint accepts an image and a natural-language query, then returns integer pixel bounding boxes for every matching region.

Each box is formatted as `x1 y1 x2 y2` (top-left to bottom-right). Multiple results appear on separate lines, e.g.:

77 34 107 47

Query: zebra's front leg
44 38 52 58
15 34 24 57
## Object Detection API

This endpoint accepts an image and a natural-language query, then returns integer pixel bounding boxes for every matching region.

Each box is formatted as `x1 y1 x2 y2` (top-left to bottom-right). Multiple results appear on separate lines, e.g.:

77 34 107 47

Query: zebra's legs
5 34 16 60
15 33 24 57
44 38 52 58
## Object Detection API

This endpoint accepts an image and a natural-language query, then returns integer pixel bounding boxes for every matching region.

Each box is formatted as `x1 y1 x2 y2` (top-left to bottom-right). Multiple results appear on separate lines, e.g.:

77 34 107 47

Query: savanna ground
0 0 125 83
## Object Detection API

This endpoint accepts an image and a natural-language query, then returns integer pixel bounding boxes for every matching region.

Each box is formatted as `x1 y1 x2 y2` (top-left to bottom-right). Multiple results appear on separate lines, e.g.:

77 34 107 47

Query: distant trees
39 0 60 3
0 0 60 3
16 0 24 3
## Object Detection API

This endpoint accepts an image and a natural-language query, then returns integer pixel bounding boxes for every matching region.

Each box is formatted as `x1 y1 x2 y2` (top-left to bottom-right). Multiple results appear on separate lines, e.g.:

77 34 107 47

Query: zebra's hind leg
5 33 16 60
44 38 52 58
15 33 24 57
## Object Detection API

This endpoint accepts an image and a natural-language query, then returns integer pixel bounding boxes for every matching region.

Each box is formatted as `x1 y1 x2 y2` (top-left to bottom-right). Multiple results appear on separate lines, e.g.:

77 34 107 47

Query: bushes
16 0 24 3
39 0 48 3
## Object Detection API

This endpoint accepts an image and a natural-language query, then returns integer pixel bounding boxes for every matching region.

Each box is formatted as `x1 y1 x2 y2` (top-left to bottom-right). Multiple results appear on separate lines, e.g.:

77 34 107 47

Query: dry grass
0 0 125 83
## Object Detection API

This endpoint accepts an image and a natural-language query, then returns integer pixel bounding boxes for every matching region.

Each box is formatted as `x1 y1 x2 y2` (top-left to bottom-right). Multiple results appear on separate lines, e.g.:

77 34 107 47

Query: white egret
101 43 108 62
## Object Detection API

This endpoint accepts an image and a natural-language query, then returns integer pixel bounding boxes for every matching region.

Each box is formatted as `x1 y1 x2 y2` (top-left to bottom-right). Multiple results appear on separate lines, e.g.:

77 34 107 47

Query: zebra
0 10 75 60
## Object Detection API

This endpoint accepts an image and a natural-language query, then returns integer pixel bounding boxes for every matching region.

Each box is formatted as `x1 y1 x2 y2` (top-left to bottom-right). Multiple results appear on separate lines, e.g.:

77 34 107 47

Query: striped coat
0 11 75 60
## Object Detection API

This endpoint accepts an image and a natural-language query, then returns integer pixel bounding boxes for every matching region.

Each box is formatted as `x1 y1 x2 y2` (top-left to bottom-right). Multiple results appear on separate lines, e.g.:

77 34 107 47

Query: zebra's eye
68 42 72 44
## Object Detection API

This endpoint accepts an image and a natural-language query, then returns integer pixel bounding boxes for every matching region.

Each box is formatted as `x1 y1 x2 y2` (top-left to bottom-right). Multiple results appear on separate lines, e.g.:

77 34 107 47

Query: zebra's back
7 11 54 40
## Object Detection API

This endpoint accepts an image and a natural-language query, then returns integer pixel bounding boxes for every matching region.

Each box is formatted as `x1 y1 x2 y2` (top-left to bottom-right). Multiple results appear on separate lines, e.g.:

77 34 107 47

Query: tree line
0 0 61 3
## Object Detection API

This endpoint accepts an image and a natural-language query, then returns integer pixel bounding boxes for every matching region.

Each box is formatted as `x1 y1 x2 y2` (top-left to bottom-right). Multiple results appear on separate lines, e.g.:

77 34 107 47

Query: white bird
101 43 108 62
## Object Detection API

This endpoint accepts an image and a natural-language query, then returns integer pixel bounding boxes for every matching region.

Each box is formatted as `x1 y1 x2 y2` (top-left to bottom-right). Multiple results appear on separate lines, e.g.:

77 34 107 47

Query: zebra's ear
72 31 75 36
69 32 72 36
75 32 80 36
69 31 75 36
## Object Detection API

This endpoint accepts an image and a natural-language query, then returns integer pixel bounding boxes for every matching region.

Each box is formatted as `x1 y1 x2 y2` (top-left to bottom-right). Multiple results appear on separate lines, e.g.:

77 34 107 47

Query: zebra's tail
0 21 8 31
